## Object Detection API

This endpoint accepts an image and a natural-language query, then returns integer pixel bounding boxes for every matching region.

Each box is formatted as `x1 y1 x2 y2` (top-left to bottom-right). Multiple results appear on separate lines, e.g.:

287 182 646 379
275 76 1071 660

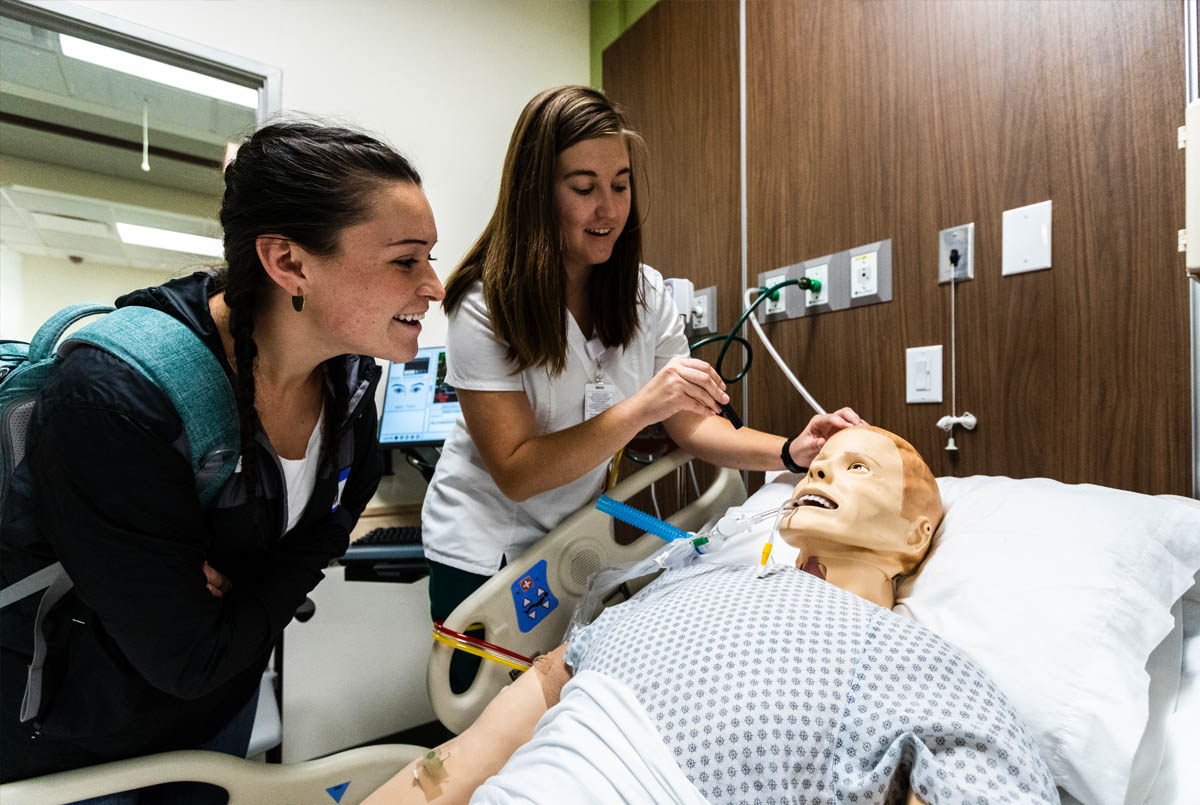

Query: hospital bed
2 454 1194 804
429 457 1200 805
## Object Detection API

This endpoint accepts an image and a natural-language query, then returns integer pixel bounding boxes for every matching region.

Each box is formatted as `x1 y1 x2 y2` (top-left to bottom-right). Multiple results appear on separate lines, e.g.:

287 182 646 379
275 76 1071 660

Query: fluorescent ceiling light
31 212 111 238
59 34 258 109
116 222 223 257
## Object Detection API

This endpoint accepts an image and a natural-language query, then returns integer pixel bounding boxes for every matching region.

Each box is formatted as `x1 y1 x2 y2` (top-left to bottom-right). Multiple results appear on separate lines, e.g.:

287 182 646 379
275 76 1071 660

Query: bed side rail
0 744 426 805
429 452 747 733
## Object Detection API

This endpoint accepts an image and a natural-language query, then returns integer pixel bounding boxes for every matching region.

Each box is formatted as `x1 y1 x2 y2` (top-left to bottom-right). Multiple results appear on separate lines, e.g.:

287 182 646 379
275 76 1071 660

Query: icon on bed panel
512 559 558 633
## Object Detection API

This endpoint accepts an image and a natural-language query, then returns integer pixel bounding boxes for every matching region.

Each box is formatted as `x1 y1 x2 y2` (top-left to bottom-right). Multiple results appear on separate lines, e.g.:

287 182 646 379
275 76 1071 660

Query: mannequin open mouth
797 493 838 510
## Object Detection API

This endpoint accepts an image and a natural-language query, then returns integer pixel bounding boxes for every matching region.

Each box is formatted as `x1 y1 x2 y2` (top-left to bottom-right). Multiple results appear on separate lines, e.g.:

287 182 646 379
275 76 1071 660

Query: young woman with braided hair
0 121 443 795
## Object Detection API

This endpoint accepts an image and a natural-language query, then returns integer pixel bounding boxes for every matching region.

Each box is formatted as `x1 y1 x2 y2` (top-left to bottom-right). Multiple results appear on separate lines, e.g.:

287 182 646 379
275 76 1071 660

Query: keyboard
356 525 422 546
340 524 425 583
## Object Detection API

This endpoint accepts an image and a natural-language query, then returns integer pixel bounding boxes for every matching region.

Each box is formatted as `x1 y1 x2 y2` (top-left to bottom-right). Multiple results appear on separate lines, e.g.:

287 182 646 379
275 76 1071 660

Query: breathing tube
689 278 827 418
570 495 802 637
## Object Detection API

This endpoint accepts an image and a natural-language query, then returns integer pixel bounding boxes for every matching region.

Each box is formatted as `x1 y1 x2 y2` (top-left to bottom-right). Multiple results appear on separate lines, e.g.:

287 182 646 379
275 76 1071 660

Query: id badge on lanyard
583 339 616 420
584 363 615 420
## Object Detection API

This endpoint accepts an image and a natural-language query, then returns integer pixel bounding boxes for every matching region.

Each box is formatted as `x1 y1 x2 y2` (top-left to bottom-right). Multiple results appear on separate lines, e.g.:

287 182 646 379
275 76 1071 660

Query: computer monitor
378 346 460 447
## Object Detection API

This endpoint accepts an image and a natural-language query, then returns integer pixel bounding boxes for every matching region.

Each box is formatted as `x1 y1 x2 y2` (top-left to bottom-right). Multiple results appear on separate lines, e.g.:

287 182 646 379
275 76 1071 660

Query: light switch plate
1002 200 1052 275
906 345 943 404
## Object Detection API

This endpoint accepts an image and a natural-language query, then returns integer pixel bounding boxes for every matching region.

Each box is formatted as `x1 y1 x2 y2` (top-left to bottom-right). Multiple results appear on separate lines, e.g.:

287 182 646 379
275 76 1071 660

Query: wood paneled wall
603 0 742 404
606 0 1191 496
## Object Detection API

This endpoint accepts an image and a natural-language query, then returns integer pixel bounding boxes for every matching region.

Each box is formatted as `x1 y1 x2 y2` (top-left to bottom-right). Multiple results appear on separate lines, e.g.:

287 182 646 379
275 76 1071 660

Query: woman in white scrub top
422 86 862 690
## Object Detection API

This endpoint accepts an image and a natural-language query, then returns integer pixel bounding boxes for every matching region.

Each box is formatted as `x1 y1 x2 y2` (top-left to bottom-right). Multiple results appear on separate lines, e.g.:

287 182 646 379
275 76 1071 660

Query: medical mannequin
367 427 1055 804
779 425 941 610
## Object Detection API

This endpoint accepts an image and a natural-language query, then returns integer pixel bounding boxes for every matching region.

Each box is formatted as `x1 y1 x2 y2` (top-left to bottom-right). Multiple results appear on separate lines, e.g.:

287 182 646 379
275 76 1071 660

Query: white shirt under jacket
421 265 689 576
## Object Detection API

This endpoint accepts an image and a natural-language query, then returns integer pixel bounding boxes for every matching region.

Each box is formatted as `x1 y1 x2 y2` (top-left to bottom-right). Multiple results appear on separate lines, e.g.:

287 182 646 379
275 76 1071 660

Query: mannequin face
779 427 932 576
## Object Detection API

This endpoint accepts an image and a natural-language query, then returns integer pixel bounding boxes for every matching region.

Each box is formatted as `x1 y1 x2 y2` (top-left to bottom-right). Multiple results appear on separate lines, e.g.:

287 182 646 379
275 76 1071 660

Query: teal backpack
0 302 240 721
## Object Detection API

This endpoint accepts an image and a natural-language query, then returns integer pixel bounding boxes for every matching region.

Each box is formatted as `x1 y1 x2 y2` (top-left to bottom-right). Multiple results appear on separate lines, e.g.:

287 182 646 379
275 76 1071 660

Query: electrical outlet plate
938 222 974 284
692 285 718 336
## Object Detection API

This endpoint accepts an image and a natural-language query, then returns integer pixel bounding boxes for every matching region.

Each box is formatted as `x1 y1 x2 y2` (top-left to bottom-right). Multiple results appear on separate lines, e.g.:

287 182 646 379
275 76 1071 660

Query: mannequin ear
906 516 934 550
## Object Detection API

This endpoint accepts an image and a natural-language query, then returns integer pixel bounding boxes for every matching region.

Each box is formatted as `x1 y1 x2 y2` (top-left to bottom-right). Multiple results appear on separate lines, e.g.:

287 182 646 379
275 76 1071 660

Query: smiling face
300 181 444 363
779 427 939 578
553 134 632 277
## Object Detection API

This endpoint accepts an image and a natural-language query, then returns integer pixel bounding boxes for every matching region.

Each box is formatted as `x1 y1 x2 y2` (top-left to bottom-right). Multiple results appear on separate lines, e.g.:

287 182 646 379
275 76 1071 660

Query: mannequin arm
363 646 572 804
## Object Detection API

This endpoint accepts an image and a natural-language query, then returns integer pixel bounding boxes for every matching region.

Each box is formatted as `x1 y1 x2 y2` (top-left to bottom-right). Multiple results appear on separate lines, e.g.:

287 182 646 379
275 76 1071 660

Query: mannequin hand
203 561 232 598
631 357 728 424
789 407 866 468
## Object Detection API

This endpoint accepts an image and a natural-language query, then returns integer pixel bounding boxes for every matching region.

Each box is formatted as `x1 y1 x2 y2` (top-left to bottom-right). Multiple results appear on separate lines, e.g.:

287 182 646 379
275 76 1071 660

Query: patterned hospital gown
565 563 1058 805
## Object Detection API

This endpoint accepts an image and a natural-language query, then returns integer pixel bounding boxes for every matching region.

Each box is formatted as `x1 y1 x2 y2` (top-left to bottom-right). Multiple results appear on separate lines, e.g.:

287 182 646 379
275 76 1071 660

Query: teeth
393 312 424 322
585 228 612 235
799 494 837 510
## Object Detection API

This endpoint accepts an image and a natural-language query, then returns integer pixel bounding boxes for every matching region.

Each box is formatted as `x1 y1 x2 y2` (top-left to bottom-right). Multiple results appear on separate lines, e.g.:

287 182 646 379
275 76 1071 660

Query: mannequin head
779 426 943 606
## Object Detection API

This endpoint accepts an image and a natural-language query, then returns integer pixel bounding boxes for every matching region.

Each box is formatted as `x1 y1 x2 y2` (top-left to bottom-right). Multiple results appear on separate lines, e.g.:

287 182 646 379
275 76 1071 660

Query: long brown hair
443 86 646 376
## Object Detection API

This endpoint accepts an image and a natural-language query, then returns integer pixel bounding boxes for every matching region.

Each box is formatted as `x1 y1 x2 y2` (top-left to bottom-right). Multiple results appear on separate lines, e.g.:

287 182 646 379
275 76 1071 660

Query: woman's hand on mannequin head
628 357 728 426
788 407 867 468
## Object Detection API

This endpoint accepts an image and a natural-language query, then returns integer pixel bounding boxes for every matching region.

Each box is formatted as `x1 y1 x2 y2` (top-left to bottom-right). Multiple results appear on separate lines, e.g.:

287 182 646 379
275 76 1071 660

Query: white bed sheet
704 474 1200 805
474 670 706 805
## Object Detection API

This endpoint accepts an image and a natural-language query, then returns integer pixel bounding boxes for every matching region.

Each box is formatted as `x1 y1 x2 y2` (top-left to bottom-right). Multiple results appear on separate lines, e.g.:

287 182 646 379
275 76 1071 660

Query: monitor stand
399 445 441 483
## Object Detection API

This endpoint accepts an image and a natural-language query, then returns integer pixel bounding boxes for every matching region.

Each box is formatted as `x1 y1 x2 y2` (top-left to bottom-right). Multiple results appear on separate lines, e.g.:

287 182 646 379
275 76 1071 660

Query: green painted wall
590 0 659 89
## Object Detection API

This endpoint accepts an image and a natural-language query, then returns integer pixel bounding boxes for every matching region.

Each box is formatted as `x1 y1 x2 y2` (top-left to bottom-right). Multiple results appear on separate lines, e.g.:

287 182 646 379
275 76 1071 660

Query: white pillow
894 476 1200 805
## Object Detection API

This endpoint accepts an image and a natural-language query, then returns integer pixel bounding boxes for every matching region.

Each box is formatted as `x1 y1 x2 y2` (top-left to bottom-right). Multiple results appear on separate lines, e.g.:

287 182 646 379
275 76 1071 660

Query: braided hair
217 121 421 502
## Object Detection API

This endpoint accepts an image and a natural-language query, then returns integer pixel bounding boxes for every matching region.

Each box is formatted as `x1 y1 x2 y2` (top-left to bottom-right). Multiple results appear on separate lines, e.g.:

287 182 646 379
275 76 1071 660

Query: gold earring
291 294 304 312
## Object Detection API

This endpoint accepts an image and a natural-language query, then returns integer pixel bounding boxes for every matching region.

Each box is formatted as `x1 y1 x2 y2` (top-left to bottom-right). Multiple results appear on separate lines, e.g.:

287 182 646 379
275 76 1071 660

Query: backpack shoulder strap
27 303 115 363
62 306 240 506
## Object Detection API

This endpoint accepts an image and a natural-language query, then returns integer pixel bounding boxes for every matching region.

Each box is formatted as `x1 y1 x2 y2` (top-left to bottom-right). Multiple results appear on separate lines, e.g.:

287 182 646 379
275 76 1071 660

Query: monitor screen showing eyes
379 346 460 446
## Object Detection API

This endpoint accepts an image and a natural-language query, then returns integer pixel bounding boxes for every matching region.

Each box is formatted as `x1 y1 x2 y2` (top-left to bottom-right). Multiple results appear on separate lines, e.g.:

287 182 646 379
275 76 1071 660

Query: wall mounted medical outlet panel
758 251 854 322
756 266 804 322
938 223 974 284
804 251 851 314
905 344 943 404
847 239 893 308
756 268 791 321
692 285 719 336
1002 200 1052 275
804 263 830 308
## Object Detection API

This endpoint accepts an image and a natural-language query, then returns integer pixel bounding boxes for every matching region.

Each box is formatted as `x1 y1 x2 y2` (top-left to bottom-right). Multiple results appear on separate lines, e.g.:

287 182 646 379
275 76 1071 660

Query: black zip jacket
0 272 383 780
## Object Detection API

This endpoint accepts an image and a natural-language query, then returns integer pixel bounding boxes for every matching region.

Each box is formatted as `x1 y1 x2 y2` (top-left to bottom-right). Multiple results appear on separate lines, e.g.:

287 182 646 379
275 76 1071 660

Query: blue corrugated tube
596 496 691 542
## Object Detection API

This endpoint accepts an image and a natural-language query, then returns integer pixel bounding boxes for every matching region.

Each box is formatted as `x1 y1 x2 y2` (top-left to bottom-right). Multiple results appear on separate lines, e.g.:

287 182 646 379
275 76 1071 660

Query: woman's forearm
490 398 649 501
665 412 789 471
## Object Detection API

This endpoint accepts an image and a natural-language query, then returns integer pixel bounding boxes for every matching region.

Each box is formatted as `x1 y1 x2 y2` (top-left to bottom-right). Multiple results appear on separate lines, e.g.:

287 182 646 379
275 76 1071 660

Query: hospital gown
564 563 1059 805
